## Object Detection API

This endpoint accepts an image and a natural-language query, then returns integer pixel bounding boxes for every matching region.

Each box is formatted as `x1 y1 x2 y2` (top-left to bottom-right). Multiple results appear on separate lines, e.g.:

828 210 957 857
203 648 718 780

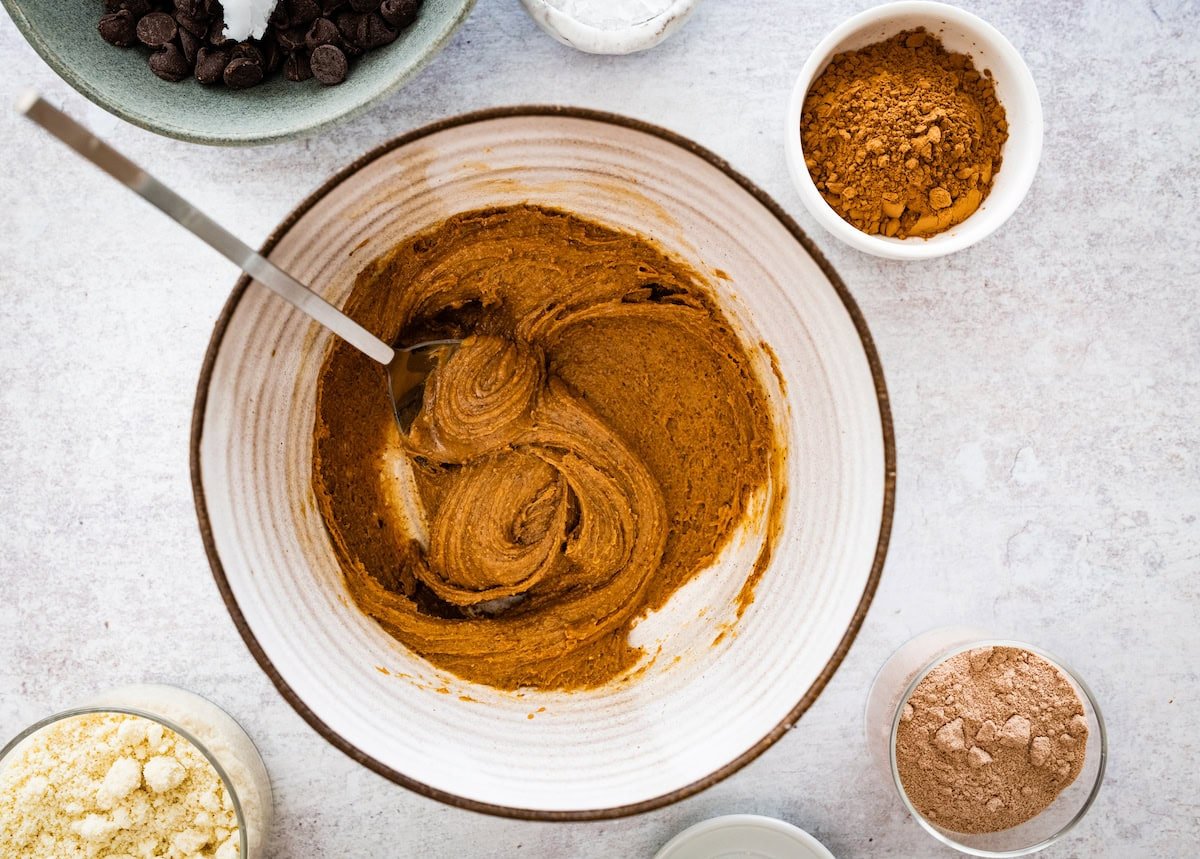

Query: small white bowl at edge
654 814 837 859
520 0 699 54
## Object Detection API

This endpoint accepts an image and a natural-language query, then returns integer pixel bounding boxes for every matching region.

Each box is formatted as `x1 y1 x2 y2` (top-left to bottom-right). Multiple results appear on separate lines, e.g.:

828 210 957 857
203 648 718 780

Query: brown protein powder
895 646 1088 834
800 29 1009 239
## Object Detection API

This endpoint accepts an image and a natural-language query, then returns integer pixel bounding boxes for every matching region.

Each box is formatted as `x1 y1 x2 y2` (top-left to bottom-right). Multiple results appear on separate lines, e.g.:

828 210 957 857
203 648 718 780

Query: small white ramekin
520 0 699 55
785 1 1043 260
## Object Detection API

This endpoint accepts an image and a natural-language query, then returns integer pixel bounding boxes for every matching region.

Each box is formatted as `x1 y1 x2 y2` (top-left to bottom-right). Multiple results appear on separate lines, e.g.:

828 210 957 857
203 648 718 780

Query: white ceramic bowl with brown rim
191 108 894 818
785 1 1043 260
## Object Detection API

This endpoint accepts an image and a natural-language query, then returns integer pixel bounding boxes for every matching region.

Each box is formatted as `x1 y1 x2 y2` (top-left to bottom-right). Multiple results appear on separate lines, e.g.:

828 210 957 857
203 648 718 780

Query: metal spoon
17 91 457 431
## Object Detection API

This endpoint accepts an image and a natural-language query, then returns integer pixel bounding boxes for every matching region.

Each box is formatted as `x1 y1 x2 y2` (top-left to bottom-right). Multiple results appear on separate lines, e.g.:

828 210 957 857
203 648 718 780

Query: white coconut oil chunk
222 0 280 42
520 0 700 54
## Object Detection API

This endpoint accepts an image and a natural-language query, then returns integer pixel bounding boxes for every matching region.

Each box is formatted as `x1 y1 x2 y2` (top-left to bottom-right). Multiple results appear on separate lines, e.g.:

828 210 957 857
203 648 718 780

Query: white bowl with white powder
0 685 272 858
520 0 699 54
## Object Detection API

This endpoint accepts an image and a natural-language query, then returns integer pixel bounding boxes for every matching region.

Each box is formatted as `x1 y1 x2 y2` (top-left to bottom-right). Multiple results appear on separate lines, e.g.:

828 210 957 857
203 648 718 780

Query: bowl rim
0 0 477 146
653 814 837 859
188 105 897 820
783 0 1044 260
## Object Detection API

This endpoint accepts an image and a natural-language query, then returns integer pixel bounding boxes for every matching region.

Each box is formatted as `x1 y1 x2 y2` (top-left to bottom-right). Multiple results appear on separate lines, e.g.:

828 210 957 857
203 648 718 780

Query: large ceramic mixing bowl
192 108 894 818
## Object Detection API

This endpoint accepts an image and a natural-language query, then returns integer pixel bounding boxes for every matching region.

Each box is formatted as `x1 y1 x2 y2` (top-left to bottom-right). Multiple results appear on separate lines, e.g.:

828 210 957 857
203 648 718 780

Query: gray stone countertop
1 1 1197 856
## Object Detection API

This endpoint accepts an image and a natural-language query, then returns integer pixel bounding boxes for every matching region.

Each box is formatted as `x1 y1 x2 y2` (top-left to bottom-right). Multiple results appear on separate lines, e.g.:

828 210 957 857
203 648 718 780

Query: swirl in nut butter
314 205 784 690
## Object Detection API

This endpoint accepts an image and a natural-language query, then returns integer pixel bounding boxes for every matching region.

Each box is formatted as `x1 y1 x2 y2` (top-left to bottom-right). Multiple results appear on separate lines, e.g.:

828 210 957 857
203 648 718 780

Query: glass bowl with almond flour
865 628 1107 856
0 684 272 858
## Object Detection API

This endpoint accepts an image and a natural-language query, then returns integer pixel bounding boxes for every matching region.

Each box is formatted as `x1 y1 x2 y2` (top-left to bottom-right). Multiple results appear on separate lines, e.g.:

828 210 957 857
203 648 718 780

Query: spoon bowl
388 339 462 434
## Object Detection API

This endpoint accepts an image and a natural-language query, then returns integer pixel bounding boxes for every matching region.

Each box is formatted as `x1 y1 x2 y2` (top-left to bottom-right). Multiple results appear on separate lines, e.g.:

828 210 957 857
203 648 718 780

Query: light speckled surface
1 1 1197 856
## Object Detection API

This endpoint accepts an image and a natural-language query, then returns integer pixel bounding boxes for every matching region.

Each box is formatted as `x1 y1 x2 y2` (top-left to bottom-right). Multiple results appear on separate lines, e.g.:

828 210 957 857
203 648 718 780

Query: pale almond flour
0 712 240 858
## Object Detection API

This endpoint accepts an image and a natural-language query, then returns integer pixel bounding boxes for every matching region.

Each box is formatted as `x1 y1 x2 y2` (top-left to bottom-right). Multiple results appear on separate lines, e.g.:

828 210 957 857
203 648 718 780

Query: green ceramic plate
2 0 475 146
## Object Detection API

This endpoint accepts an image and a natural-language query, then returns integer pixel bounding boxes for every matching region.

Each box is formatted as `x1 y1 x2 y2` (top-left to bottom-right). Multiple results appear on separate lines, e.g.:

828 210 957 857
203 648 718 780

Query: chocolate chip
148 43 191 81
97 10 138 47
98 0 424 90
305 17 341 50
310 43 348 85
104 0 150 16
356 13 396 49
334 12 362 46
194 45 230 84
379 0 419 29
259 34 284 73
290 0 324 23
179 28 200 65
175 11 209 38
208 14 233 46
289 0 322 23
276 26 307 52
284 51 313 81
136 11 177 48
333 11 368 55
232 40 264 65
224 57 265 89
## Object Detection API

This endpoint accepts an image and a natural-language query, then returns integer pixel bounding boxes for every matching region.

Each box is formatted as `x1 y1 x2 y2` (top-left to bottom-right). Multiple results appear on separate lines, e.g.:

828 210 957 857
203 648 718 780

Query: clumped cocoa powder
800 29 1008 239
895 646 1088 834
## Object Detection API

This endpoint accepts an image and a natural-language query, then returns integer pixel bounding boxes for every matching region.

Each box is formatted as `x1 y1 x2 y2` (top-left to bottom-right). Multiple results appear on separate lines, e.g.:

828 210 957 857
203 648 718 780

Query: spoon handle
17 92 395 367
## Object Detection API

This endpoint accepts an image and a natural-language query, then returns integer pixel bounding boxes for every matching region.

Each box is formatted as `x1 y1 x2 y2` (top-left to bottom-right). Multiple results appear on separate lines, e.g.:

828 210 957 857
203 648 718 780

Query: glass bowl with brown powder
784 2 1043 260
865 628 1107 856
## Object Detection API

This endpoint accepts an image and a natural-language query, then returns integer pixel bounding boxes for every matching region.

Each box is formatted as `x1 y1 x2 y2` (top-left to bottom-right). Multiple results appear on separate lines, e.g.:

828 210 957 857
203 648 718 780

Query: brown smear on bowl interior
732 341 788 621
313 205 785 691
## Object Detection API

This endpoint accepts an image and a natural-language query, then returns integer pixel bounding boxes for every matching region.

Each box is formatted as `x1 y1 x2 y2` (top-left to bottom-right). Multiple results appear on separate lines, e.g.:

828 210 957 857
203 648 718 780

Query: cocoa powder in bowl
895 646 1088 834
800 28 1009 239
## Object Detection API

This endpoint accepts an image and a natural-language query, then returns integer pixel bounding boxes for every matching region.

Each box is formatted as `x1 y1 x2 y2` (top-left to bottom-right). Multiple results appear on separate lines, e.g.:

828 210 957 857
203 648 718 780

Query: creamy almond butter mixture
313 205 784 690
